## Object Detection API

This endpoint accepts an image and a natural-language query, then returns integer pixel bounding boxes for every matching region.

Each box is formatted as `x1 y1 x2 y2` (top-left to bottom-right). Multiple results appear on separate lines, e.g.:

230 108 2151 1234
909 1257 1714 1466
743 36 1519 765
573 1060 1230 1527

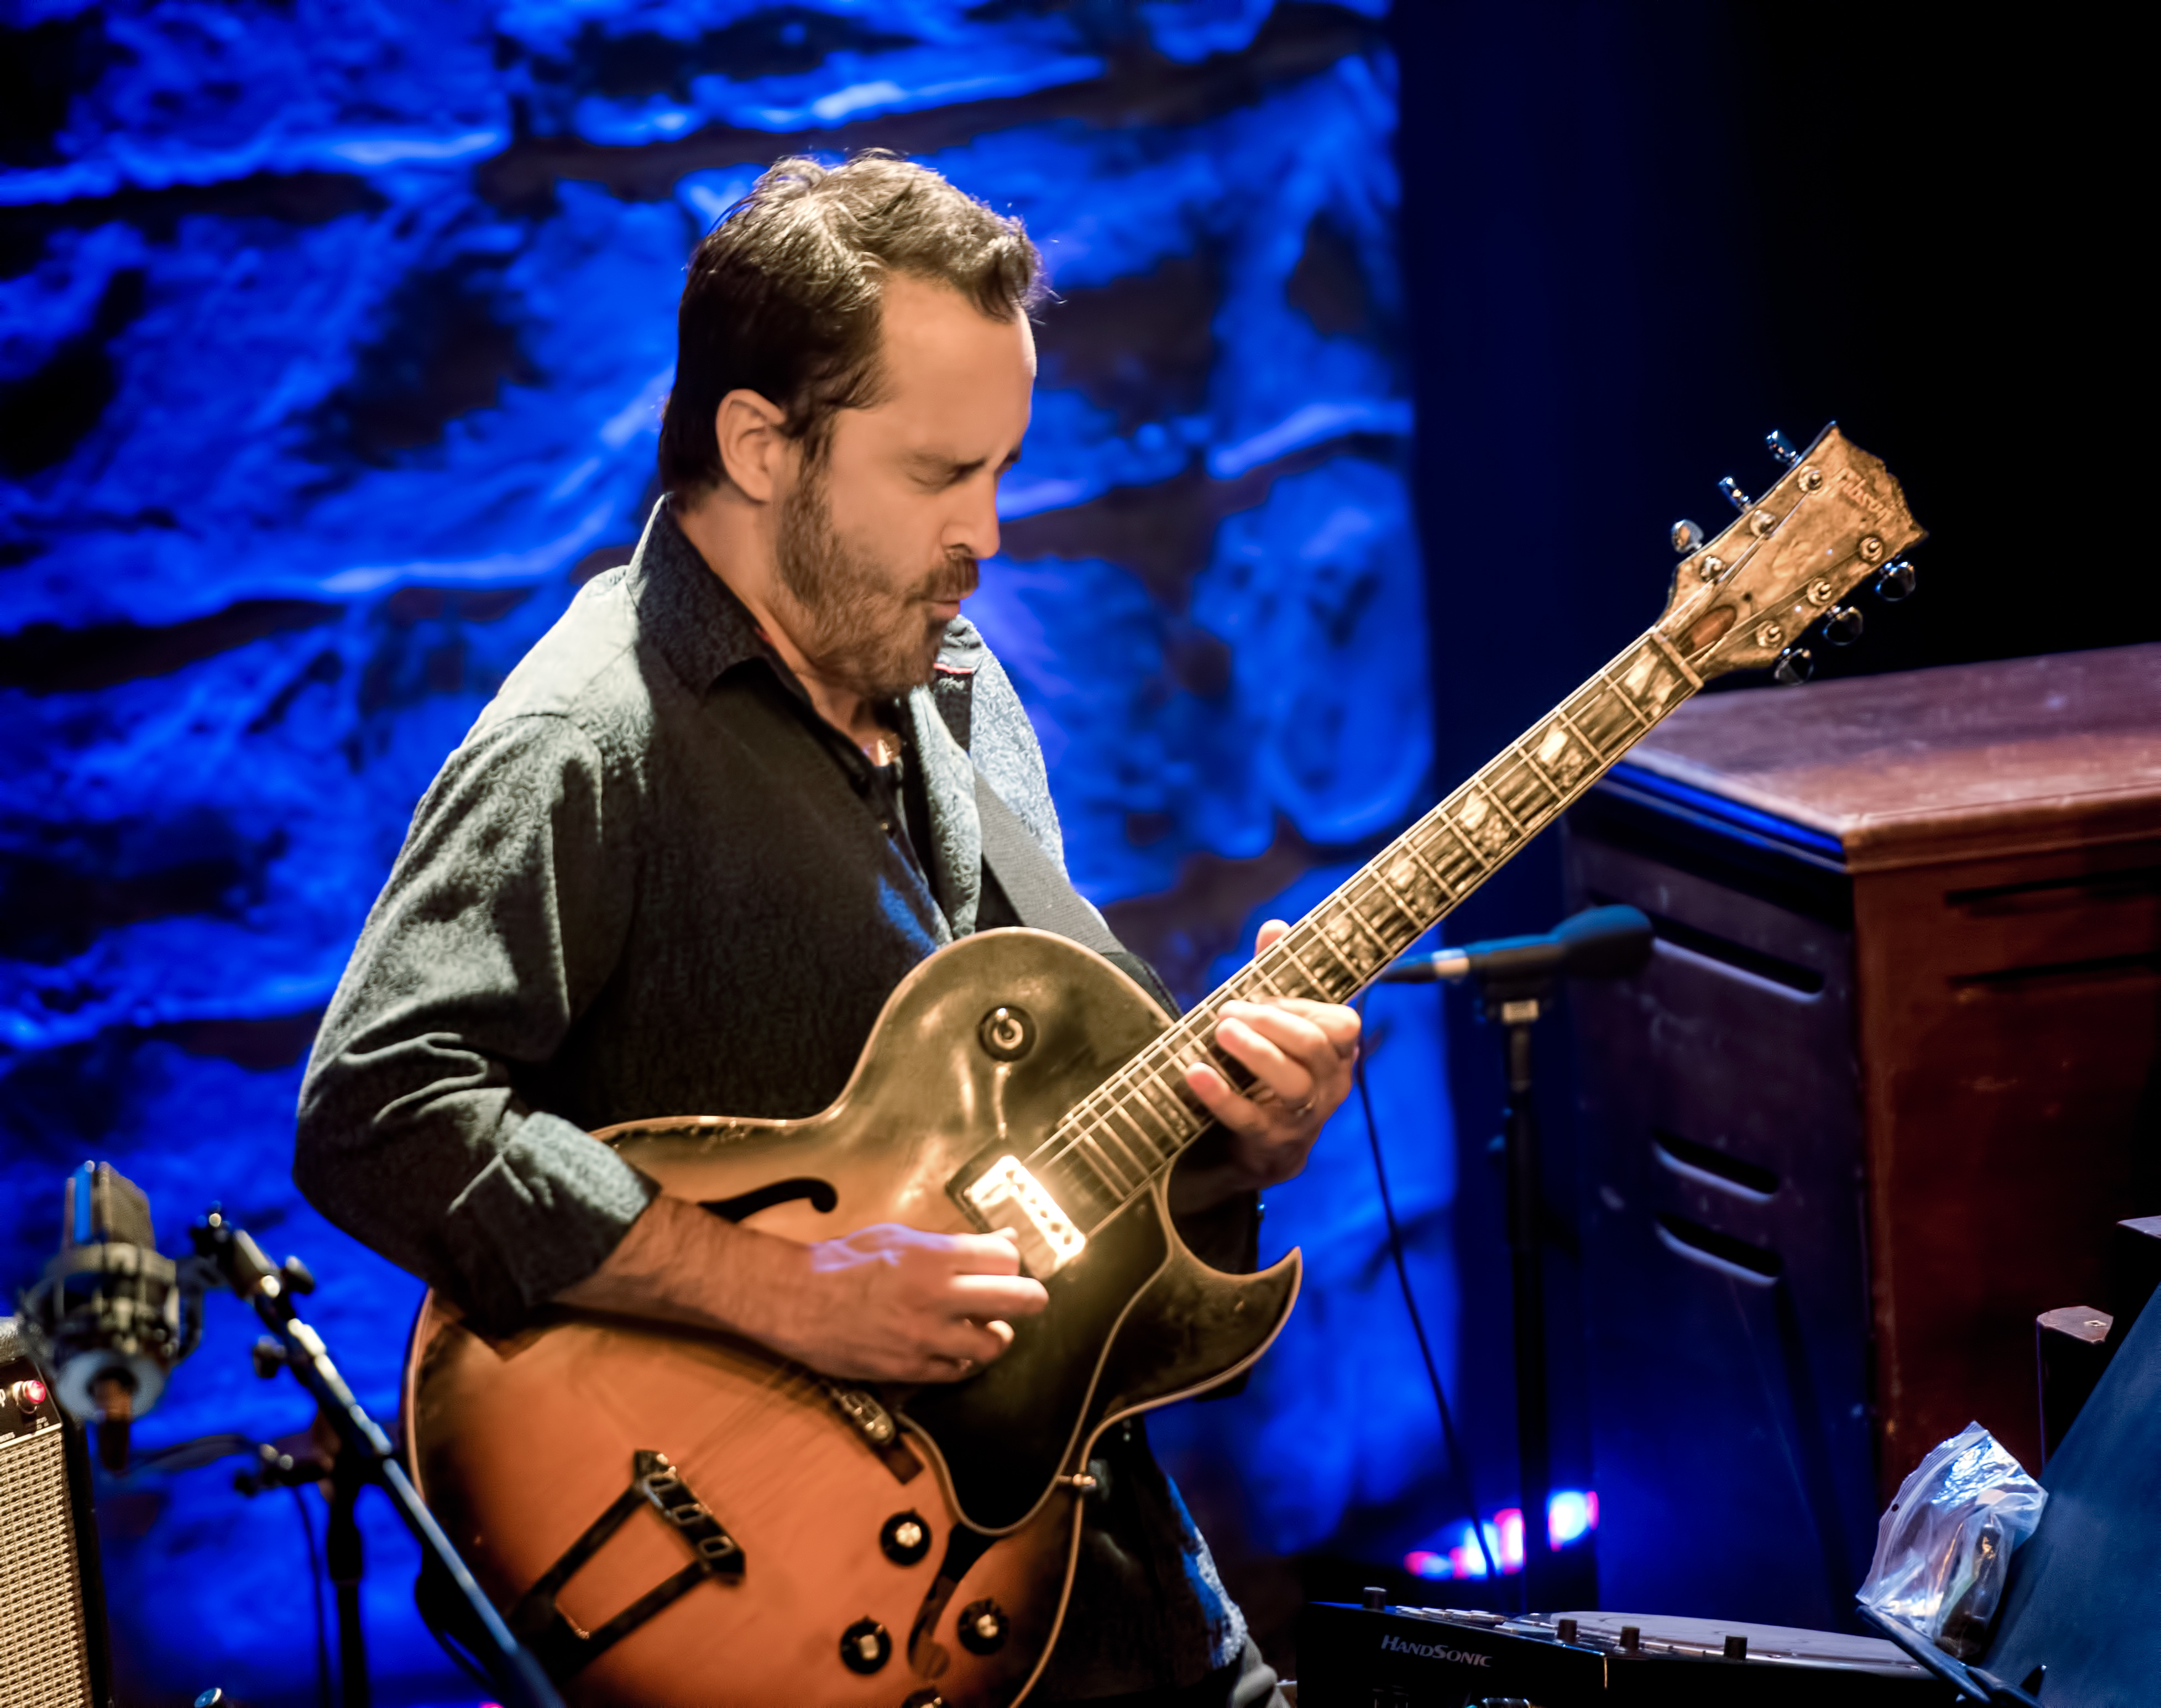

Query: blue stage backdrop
1 3 1459 1701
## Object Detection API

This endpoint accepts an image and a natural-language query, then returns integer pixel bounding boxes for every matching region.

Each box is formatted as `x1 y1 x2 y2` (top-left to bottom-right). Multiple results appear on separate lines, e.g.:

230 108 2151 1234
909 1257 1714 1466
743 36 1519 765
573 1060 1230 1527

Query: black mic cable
1354 995 1498 1584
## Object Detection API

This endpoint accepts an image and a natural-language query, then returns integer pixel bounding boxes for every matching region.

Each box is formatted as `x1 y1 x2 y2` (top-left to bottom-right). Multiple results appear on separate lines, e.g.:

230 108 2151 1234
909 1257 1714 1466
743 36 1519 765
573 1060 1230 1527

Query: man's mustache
919 551 979 605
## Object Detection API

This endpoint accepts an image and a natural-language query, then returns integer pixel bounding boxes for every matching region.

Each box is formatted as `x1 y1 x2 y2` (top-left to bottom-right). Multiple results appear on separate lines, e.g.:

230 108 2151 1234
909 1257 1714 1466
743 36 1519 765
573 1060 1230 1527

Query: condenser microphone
19 1162 200 1471
1379 903 1654 986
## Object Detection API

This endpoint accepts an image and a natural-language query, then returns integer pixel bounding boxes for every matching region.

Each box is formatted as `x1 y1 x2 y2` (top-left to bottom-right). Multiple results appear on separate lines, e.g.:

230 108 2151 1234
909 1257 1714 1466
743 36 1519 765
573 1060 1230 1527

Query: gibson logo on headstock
1832 462 1897 524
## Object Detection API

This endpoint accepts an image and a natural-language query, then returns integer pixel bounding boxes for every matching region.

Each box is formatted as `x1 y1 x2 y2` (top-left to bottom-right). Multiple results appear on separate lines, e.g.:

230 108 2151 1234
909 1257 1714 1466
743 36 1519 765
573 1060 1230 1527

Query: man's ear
714 389 791 504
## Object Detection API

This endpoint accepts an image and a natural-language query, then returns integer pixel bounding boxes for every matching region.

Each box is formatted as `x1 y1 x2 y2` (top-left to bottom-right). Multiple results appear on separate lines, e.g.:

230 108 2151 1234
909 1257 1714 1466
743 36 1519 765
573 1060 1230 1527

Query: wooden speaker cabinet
1559 643 2161 1628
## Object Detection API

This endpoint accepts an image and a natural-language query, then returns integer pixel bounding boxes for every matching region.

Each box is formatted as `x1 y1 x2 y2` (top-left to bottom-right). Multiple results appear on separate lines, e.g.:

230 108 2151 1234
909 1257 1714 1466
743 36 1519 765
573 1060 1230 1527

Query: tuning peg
1717 476 1752 512
1773 647 1815 686
1823 605 1864 646
1873 559 1917 602
1765 429 1801 469
1671 518 1705 554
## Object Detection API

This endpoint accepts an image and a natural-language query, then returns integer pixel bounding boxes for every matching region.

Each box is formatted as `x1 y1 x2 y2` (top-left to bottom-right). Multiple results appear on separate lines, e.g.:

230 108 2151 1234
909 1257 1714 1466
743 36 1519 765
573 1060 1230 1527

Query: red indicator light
16 1379 48 1409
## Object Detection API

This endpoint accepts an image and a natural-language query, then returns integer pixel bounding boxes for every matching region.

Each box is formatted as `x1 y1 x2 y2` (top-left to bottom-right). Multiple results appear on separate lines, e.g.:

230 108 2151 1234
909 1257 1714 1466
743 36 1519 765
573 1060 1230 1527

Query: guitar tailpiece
507 1448 746 1680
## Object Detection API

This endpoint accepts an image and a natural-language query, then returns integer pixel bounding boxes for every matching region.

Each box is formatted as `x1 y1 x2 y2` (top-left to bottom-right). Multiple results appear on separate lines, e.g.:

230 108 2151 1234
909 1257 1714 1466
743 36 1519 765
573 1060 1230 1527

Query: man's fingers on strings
1183 1059 1276 1139
1219 1000 1335 1066
1211 1011 1318 1109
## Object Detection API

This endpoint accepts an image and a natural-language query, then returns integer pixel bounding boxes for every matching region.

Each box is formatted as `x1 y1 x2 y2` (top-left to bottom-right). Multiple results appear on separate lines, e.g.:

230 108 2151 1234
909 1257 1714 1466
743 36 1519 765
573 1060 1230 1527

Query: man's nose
949 473 1001 564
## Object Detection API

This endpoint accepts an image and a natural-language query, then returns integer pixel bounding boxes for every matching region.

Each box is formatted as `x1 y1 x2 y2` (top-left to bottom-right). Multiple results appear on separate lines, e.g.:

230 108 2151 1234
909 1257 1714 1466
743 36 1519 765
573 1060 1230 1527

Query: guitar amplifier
1296 1600 1955 1706
0 1318 112 1708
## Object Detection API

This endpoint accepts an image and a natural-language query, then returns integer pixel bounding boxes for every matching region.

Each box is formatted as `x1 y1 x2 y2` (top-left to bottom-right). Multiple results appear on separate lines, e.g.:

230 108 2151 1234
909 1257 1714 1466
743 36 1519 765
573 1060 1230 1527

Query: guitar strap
971 770 1126 958
936 657 1177 1016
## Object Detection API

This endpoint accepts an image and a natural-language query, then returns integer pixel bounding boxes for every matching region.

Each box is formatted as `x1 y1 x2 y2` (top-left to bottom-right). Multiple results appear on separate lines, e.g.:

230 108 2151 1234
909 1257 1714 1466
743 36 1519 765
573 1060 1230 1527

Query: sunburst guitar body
404 930 1301 1707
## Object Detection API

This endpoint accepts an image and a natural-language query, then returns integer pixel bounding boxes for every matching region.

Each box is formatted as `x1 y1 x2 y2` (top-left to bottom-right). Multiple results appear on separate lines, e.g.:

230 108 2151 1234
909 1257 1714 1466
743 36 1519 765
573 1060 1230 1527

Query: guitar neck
1022 625 1706 1234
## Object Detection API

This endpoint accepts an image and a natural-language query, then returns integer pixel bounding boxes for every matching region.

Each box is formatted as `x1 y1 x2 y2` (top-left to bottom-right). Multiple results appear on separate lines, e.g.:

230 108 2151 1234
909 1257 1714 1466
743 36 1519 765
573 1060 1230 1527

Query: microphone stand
190 1208 565 1708
1382 905 1652 1610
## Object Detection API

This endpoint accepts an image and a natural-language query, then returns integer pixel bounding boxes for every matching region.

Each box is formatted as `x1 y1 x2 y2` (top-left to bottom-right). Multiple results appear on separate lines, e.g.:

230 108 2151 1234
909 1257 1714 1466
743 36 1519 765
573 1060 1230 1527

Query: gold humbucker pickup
964 1156 1086 1277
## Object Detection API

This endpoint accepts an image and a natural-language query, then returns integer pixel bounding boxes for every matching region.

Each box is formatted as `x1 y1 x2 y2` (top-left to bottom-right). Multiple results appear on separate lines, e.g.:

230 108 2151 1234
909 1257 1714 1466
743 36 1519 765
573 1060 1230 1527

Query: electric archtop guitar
404 426 1923 1706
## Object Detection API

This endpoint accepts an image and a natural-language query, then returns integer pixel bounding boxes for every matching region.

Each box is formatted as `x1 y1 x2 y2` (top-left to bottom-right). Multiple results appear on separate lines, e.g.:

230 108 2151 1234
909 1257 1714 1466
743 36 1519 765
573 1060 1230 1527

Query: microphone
1379 904 1654 986
18 1162 203 1471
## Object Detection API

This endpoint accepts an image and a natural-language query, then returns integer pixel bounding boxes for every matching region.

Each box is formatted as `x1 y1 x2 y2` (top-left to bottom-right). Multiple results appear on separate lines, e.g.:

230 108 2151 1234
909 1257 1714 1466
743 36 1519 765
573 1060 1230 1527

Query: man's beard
774 461 979 704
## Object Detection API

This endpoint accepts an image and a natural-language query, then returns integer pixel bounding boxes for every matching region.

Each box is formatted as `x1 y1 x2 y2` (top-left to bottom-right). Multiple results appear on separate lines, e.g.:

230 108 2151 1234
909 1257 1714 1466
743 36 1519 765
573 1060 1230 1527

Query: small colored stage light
1400 1490 1599 1580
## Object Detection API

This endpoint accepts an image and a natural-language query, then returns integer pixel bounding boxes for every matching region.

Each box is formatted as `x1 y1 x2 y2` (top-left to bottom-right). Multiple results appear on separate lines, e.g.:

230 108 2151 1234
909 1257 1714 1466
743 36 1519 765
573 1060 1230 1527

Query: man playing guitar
296 150 1359 1705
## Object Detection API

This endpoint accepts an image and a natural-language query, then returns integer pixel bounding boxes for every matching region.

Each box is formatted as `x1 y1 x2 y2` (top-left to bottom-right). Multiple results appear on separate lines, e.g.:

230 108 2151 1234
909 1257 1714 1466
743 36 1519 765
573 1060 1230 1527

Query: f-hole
701 1178 839 1223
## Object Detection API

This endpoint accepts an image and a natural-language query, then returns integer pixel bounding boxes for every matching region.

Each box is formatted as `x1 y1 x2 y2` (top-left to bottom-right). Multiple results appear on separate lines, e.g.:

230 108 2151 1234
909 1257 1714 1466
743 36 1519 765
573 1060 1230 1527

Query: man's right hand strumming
557 1193 1049 1384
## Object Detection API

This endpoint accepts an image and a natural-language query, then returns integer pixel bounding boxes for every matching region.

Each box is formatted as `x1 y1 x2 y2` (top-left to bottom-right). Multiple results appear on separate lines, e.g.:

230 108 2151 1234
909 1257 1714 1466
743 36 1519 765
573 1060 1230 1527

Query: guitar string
1018 628 1696 1225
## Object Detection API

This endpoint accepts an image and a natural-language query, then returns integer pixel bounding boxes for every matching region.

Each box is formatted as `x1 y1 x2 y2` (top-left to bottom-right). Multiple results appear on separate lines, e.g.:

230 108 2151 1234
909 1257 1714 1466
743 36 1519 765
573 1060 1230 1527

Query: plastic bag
1858 1421 2048 1659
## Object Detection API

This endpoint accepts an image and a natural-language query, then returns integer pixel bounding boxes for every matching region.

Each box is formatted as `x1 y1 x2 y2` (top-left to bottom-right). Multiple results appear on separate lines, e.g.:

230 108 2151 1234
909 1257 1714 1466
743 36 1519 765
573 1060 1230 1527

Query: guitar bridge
964 1156 1085 1277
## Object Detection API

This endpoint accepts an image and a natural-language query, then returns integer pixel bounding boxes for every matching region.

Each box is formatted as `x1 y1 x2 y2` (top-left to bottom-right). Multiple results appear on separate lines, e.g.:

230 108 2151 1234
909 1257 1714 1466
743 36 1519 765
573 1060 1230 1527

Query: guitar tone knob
880 1510 932 1565
959 1597 1010 1655
839 1617 892 1674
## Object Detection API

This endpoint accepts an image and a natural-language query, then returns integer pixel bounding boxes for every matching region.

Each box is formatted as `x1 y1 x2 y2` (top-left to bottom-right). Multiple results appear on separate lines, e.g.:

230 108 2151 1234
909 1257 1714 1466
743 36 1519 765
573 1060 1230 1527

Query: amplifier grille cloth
0 1426 95 1708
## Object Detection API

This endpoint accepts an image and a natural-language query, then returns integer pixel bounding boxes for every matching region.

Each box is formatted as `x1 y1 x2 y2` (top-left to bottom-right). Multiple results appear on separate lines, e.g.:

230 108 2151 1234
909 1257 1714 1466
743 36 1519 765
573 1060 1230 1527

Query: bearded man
295 151 1359 1707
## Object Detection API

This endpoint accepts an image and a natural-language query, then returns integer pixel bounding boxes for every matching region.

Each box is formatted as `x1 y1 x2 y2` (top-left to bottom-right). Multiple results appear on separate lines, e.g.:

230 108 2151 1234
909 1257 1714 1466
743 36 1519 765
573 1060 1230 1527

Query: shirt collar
627 497 784 695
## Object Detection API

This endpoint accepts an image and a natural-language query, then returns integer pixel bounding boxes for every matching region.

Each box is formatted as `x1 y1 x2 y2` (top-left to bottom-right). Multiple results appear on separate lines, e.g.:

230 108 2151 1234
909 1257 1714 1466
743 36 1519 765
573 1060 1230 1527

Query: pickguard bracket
509 1448 745 1679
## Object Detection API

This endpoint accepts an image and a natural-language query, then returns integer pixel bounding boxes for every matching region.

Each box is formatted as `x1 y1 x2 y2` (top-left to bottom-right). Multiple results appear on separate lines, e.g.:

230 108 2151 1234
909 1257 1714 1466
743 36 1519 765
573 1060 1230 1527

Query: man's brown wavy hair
658 150 1045 496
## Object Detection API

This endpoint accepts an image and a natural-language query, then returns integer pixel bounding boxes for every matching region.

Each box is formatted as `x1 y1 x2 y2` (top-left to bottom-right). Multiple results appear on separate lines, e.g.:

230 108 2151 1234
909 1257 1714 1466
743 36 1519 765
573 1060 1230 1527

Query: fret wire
1602 652 1654 721
1478 767 1526 824
1551 705 1605 760
1068 1138 1125 1197
1298 922 1363 984
1334 887 1399 955
1137 1065 1201 1129
1259 940 1313 993
1274 938 1332 996
1478 774 1530 835
1077 1132 1135 1195
1108 1103 1168 1167
1594 666 1651 728
1039 1114 1121 1189
1556 696 1625 756
1648 627 1706 689
1511 741 1568 812
1499 747 1560 815
1435 813 1493 871
1403 837 1459 903
1362 862 1425 935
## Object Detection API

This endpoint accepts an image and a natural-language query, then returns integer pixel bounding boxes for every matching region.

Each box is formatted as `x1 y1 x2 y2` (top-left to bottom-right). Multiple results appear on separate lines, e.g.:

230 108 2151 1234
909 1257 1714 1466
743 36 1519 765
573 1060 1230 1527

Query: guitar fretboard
1021 627 1703 1234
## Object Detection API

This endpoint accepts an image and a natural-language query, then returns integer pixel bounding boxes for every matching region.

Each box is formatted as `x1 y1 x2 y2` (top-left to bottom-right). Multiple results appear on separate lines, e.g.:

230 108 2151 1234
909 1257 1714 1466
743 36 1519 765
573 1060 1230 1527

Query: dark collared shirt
294 500 1252 1696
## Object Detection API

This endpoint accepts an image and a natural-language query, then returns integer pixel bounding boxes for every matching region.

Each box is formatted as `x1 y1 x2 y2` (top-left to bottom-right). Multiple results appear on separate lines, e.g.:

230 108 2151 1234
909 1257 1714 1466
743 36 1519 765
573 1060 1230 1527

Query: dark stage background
0 2 2137 1702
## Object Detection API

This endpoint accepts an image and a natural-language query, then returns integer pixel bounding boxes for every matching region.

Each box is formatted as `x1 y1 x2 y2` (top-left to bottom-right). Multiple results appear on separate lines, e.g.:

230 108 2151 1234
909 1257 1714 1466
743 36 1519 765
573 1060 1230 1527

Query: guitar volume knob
839 1617 892 1674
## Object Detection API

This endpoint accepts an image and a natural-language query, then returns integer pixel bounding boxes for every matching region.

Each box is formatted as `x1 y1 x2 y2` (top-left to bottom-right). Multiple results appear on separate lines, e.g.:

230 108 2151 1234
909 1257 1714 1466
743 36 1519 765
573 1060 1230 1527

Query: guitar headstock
1657 425 1927 684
